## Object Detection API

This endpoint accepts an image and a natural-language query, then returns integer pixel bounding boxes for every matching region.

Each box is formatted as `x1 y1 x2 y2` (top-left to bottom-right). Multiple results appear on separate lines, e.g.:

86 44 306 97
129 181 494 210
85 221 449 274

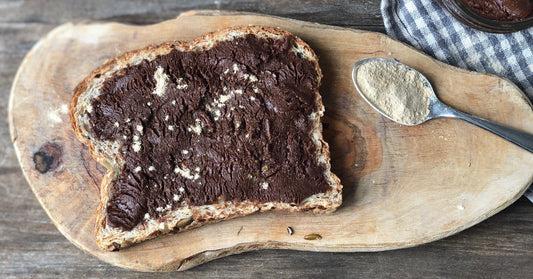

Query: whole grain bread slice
70 26 342 251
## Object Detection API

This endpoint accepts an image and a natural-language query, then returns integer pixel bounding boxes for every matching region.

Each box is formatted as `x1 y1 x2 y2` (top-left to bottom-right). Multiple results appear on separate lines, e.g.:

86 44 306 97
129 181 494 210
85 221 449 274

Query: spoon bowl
352 57 439 126
352 57 533 153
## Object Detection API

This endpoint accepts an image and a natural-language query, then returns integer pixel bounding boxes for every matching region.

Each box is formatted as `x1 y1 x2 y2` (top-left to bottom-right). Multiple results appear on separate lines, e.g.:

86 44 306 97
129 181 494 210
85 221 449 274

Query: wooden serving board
9 10 533 271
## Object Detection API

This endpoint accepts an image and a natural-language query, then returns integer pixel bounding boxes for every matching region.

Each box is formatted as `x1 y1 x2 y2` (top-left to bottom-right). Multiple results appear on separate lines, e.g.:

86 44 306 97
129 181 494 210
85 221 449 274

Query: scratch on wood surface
237 226 243 235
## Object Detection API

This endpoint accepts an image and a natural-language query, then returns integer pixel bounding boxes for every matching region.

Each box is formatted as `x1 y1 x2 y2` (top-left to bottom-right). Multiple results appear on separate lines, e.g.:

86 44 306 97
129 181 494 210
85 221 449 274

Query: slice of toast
70 26 342 251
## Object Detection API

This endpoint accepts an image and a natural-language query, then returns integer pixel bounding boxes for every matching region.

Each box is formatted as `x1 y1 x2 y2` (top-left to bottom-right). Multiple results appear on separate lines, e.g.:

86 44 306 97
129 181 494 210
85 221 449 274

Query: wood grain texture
2 0 533 278
8 9 533 272
0 0 383 31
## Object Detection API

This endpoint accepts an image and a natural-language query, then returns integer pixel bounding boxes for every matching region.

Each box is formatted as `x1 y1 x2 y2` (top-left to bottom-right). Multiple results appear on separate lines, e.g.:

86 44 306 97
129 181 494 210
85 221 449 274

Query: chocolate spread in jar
460 0 533 21
87 34 331 231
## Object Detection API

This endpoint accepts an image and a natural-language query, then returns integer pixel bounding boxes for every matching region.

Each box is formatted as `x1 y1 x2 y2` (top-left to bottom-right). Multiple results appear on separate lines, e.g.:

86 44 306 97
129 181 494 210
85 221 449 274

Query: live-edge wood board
8 10 533 271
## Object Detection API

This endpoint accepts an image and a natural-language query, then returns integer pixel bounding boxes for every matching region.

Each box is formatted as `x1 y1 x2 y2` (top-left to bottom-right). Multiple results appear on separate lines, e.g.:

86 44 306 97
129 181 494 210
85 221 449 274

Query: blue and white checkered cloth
380 0 533 202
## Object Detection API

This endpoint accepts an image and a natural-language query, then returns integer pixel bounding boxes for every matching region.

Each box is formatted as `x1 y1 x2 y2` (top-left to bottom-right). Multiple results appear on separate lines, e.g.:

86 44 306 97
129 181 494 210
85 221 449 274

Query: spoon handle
449 108 533 153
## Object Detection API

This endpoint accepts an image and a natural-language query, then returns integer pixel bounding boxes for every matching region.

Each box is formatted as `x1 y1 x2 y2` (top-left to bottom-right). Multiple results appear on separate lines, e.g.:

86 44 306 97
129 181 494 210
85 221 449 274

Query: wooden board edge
171 183 529 271
135 180 529 272
178 9 374 32
6 21 111 265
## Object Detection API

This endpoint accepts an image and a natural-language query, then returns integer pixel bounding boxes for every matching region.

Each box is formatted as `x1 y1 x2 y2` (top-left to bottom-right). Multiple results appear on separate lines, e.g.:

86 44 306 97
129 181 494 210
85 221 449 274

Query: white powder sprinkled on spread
152 66 169 97
356 60 433 125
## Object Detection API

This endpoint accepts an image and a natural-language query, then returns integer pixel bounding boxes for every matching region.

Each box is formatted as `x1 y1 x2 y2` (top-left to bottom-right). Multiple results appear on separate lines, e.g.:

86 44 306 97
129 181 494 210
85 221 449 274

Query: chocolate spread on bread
87 34 331 231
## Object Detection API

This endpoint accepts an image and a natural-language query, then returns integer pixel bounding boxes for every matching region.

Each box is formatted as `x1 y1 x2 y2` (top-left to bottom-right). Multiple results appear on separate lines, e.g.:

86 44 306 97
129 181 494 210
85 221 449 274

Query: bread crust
70 26 342 251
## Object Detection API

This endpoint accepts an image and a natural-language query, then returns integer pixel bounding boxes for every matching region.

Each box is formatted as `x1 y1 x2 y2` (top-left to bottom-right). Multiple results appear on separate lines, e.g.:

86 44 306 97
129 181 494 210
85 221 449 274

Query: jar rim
439 0 533 33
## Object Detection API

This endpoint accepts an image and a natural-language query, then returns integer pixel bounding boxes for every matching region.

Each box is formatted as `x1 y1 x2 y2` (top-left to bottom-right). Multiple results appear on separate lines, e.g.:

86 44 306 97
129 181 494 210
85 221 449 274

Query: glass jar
438 0 533 33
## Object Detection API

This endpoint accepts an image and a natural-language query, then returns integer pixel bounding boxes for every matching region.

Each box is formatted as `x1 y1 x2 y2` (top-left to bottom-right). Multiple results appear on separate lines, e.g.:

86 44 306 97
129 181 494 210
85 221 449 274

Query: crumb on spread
213 110 222 121
134 166 142 172
176 78 188 90
173 194 181 201
174 164 200 180
132 134 142 152
243 73 258 82
179 187 185 192
232 63 239 73
182 150 189 155
206 88 245 121
132 142 141 152
152 66 169 97
168 125 174 131
261 182 269 190
148 166 156 171
114 122 119 127
219 93 233 103
187 118 203 135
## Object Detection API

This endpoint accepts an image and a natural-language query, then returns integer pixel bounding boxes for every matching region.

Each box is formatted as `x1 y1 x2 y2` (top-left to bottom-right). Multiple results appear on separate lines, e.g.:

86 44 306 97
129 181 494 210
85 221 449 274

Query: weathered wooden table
2 1 533 277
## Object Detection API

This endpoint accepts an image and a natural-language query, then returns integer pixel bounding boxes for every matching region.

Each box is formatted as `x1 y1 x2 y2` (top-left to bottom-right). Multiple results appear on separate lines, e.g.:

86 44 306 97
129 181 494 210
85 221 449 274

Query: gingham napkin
380 0 533 202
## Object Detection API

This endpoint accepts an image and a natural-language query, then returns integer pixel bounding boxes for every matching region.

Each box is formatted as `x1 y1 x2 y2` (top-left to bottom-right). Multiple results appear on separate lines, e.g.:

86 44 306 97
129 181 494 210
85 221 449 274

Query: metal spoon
352 57 533 153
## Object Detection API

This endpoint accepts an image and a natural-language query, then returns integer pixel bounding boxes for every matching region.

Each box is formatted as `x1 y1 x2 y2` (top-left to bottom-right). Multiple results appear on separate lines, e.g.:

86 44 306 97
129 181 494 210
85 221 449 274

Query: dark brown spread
461 0 533 21
87 34 331 231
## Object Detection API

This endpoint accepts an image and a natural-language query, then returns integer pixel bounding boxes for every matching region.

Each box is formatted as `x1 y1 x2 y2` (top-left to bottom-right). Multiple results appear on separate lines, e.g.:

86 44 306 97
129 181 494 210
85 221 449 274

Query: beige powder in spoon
356 60 433 125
